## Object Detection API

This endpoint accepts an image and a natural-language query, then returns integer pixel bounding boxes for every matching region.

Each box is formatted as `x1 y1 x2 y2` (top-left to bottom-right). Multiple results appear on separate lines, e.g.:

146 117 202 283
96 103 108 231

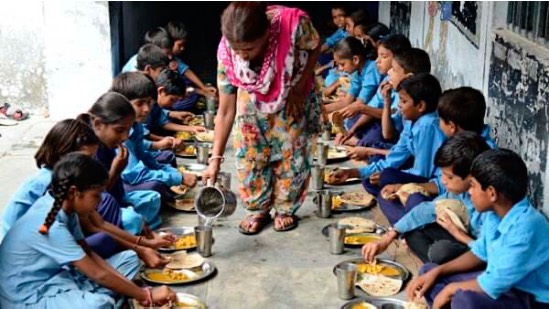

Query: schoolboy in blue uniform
407 149 549 309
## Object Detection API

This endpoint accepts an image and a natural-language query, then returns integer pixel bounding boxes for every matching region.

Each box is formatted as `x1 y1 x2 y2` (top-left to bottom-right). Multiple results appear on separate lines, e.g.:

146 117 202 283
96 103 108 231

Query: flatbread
338 217 376 234
170 185 188 195
339 191 375 207
356 273 402 296
435 199 469 232
382 183 430 205
166 252 204 269
174 199 195 211
195 130 214 142
328 147 348 159
405 302 428 309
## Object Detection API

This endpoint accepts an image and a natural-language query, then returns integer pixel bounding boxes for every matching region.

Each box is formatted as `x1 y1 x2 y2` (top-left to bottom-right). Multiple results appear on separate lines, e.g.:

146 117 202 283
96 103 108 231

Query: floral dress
217 10 321 215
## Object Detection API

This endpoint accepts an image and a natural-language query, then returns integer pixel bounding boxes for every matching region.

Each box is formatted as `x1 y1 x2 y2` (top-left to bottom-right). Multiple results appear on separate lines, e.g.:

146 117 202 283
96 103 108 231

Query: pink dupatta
217 5 313 114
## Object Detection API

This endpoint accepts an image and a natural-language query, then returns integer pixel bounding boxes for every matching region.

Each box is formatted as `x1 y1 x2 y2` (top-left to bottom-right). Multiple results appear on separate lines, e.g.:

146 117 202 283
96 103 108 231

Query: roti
166 252 204 269
328 147 348 159
195 130 214 142
188 116 204 126
382 183 430 205
339 191 375 207
405 302 427 309
338 217 376 234
355 273 402 297
435 199 469 232
170 185 188 196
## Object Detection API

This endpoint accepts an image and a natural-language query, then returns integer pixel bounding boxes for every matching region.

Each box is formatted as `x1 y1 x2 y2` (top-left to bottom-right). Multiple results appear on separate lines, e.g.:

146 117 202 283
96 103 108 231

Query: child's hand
158 137 176 149
143 232 175 249
172 138 183 149
330 169 350 184
151 286 177 306
203 85 217 97
138 247 169 269
362 241 389 262
347 147 375 161
380 81 393 102
111 145 129 175
171 111 194 123
432 284 458 309
192 126 206 134
182 173 198 188
340 102 364 119
370 172 381 185
406 268 440 301
381 183 402 199
436 212 458 234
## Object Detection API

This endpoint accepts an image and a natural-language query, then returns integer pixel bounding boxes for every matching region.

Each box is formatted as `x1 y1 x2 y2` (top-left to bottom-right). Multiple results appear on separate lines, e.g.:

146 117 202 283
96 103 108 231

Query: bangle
208 155 225 164
139 287 153 306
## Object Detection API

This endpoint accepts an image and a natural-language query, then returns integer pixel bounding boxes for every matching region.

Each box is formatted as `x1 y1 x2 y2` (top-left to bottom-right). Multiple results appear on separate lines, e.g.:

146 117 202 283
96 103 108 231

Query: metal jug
195 179 237 220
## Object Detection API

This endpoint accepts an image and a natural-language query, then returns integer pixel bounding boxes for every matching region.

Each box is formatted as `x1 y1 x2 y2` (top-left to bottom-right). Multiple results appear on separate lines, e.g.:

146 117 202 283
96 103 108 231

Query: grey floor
0 117 421 308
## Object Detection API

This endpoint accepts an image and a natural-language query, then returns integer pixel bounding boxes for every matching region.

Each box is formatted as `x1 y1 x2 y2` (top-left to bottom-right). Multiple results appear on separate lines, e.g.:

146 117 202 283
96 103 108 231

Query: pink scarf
217 5 312 114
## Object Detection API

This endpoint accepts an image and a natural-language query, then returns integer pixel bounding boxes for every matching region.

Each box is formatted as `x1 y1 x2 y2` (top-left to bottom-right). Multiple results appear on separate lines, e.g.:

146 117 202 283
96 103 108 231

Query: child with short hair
344 48 432 162
127 43 170 80
320 4 349 54
0 153 176 308
122 27 173 73
166 20 217 112
332 73 446 198
335 34 411 147
110 72 197 206
407 149 549 309
362 132 490 262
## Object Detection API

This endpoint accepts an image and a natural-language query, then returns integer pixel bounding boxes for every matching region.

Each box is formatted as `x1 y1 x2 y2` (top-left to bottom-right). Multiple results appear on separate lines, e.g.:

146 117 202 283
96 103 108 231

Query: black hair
334 36 370 61
394 48 431 74
349 9 369 25
111 72 158 101
136 44 169 71
144 27 173 50
470 149 528 204
379 34 412 55
166 21 188 41
77 92 135 127
39 153 108 234
435 131 490 179
364 22 390 42
156 69 186 96
35 119 99 169
397 73 442 113
221 2 269 43
438 87 487 133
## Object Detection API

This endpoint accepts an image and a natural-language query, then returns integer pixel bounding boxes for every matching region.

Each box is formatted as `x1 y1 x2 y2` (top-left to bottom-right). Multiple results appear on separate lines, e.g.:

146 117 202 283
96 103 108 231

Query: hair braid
39 177 71 235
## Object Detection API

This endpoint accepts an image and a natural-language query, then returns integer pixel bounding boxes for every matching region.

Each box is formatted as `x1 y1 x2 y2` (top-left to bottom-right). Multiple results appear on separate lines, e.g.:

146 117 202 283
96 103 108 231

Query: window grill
507 1 549 47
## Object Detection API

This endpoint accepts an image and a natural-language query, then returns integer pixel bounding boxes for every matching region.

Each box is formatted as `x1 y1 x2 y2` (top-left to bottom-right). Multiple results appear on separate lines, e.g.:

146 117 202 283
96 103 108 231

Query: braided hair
39 153 108 234
35 119 99 169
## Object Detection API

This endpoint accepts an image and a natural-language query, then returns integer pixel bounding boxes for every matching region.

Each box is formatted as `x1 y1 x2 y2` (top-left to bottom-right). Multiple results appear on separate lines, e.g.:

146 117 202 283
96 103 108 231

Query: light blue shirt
1 167 52 238
122 123 182 186
324 28 348 49
324 68 340 87
431 125 497 195
394 191 484 238
347 60 383 104
0 193 86 304
366 77 404 133
144 104 170 133
470 198 549 302
121 54 138 73
358 112 446 179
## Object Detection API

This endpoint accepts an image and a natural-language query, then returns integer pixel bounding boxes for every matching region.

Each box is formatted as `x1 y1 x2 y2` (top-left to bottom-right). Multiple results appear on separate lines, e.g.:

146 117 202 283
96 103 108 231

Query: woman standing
203 2 322 234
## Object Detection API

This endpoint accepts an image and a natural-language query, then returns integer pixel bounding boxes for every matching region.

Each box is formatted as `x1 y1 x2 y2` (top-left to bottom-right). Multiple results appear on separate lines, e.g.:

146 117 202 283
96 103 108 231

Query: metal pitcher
195 179 237 219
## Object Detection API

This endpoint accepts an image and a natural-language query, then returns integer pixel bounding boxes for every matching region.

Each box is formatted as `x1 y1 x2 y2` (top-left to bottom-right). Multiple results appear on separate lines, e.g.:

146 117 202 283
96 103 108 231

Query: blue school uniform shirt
347 60 383 104
1 167 52 238
176 57 189 75
0 193 86 304
469 198 549 303
431 125 497 195
394 191 484 238
324 28 348 49
122 122 182 186
324 68 340 87
366 77 404 133
358 112 446 179
121 54 138 73
144 103 170 134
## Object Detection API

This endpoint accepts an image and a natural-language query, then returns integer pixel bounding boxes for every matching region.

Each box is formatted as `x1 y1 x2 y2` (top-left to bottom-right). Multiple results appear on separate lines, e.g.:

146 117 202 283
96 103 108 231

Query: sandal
273 213 298 232
238 213 272 235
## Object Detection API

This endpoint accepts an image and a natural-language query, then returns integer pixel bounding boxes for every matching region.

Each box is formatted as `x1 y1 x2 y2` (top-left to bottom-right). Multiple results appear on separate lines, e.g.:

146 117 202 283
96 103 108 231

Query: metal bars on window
507 1 548 47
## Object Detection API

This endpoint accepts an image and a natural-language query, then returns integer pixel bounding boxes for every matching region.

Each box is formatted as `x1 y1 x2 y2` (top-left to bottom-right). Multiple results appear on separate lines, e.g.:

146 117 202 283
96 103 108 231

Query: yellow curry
356 263 401 277
174 234 197 250
344 235 379 245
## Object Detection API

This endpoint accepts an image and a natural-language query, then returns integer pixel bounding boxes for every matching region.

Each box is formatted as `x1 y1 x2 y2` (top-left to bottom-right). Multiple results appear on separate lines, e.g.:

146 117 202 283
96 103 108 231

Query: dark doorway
109 1 378 82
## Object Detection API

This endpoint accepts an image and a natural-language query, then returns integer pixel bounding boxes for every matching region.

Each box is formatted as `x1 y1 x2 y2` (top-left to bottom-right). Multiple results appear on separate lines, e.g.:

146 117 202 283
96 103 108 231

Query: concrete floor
0 117 421 308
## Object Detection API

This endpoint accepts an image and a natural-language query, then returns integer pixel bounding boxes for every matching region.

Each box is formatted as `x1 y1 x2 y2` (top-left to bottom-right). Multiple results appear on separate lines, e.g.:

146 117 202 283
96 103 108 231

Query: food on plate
176 144 196 156
434 199 469 232
166 252 204 270
382 183 429 205
165 234 197 250
355 262 401 277
338 191 375 207
355 273 402 296
195 130 214 142
338 217 376 234
344 234 380 245
175 131 193 140
170 185 188 195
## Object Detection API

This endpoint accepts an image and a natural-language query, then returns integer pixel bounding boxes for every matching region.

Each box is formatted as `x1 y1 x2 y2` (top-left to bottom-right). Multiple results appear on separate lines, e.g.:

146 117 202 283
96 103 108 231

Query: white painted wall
44 1 113 120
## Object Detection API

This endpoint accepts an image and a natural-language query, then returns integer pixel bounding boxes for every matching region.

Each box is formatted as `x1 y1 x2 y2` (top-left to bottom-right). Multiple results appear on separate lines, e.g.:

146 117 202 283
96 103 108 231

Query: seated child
335 34 411 147
407 149 549 309
362 132 490 259
353 22 390 51
324 36 383 128
317 4 349 81
122 27 173 73
332 73 446 199
166 20 217 112
110 72 197 206
383 87 498 208
133 43 170 81
345 48 432 163
0 153 176 308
